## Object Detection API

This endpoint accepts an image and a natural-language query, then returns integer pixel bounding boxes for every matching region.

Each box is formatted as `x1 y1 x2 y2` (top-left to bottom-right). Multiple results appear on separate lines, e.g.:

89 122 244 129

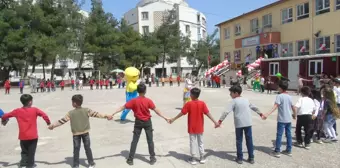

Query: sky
82 0 278 34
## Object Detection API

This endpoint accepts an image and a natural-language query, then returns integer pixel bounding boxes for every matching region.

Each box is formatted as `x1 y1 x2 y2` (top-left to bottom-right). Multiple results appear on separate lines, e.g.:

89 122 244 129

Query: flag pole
207 50 210 70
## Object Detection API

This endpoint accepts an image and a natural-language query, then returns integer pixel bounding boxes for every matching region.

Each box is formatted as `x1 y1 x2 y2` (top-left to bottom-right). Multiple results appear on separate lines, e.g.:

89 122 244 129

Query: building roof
215 0 285 27
136 0 189 7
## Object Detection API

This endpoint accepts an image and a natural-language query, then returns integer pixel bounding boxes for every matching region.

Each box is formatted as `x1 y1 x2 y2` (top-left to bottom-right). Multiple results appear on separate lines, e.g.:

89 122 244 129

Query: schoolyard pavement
0 86 339 168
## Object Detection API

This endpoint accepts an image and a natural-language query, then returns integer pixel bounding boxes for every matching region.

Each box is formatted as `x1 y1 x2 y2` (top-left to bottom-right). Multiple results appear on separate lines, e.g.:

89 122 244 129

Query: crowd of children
1 78 340 168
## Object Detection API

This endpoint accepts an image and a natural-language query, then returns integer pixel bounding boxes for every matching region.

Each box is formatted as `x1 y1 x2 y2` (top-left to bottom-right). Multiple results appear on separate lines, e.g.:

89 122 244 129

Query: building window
142 12 149 20
297 40 310 56
297 2 309 20
225 52 231 61
281 43 294 57
337 0 340 10
281 8 293 24
250 18 259 33
197 14 200 22
224 28 230 39
315 36 330 54
185 25 190 33
142 26 149 34
309 60 323 76
202 18 206 26
235 24 241 36
262 14 272 28
336 34 340 52
269 62 279 76
315 0 330 15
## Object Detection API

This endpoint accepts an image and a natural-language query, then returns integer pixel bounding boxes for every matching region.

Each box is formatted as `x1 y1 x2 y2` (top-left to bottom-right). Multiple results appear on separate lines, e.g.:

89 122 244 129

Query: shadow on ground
114 119 134 124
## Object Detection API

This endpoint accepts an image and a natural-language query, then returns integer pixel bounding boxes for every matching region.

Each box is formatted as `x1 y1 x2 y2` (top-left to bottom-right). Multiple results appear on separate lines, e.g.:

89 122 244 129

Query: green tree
83 0 120 77
154 7 181 77
187 28 220 74
0 0 27 81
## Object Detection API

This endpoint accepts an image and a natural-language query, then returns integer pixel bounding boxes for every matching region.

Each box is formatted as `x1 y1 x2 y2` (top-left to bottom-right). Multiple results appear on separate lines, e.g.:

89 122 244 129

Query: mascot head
125 67 140 83
125 67 140 92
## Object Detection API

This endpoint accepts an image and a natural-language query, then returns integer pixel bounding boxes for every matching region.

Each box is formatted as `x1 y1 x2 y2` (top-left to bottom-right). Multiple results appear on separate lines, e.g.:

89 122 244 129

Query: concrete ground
0 86 339 168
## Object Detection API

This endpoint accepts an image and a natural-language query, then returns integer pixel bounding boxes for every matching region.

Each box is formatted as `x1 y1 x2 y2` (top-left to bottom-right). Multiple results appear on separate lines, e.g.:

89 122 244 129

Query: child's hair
20 94 33 106
300 86 311 96
190 88 201 99
278 80 289 91
322 87 340 119
229 85 242 94
310 89 322 102
72 94 83 106
137 83 147 93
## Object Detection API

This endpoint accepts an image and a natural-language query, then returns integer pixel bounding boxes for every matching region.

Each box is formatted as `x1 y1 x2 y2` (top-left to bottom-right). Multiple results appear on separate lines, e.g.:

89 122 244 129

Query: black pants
170 81 173 86
20 139 38 167
129 119 155 160
90 84 93 90
20 87 23 94
61 86 64 91
177 81 180 86
73 133 95 167
162 82 164 86
296 115 312 145
149 82 151 87
110 82 113 89
260 85 265 93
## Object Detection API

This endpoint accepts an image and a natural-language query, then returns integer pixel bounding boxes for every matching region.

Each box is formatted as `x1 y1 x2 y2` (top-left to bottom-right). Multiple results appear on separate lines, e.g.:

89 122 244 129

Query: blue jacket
19 81 25 87
0 108 4 118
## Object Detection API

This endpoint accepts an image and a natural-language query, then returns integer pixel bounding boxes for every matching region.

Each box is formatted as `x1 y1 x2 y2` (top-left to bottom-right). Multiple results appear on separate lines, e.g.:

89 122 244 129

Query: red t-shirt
90 80 94 85
181 100 209 134
1 107 51 140
60 81 65 86
177 76 180 81
125 96 155 121
71 80 75 84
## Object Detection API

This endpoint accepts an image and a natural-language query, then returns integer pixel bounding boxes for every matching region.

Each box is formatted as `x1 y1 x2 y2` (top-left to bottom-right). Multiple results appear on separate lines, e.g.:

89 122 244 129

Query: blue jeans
275 122 292 152
235 126 254 160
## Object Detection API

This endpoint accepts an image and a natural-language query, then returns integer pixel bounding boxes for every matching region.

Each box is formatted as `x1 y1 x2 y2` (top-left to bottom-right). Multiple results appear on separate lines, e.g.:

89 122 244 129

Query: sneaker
271 151 281 158
199 156 206 164
323 138 333 143
247 158 255 164
281 150 292 156
293 142 304 148
89 163 96 168
331 138 338 142
315 140 323 144
126 159 134 166
235 158 243 164
310 139 314 143
150 157 157 165
188 157 197 165
305 144 311 150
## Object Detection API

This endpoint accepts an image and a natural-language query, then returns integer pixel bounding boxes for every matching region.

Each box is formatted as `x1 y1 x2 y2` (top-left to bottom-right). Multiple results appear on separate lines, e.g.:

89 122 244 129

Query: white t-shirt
333 86 340 104
295 97 316 115
79 80 83 84
185 78 193 90
313 99 320 116
260 77 265 85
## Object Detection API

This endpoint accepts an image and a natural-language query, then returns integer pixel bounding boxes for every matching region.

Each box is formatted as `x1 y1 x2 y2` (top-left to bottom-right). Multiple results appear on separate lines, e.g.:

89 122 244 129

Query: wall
219 0 340 62
124 8 139 31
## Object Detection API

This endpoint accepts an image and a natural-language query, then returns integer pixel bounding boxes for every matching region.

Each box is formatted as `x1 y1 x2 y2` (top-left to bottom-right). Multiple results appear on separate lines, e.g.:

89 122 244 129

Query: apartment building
216 0 340 89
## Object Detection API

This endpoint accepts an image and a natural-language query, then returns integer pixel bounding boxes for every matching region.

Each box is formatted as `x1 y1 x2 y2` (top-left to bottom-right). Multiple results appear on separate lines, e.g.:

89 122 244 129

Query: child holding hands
111 83 169 166
48 94 113 168
216 85 263 164
169 87 219 165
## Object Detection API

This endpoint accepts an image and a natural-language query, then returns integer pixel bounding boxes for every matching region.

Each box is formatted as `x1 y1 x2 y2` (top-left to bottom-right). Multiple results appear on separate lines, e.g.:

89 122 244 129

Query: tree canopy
0 1 220 81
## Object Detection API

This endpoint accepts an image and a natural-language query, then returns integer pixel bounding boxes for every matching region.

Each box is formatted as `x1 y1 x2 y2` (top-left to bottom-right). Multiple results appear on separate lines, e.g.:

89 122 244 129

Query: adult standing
183 73 194 106
297 75 312 95
29 73 37 93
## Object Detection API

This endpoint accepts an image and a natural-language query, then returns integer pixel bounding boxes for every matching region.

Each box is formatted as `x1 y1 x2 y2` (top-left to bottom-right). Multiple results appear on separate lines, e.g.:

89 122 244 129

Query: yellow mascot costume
120 67 140 121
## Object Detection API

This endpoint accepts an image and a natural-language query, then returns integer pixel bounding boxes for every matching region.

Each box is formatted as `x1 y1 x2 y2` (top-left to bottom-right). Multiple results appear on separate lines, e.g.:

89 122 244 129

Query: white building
124 0 207 77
